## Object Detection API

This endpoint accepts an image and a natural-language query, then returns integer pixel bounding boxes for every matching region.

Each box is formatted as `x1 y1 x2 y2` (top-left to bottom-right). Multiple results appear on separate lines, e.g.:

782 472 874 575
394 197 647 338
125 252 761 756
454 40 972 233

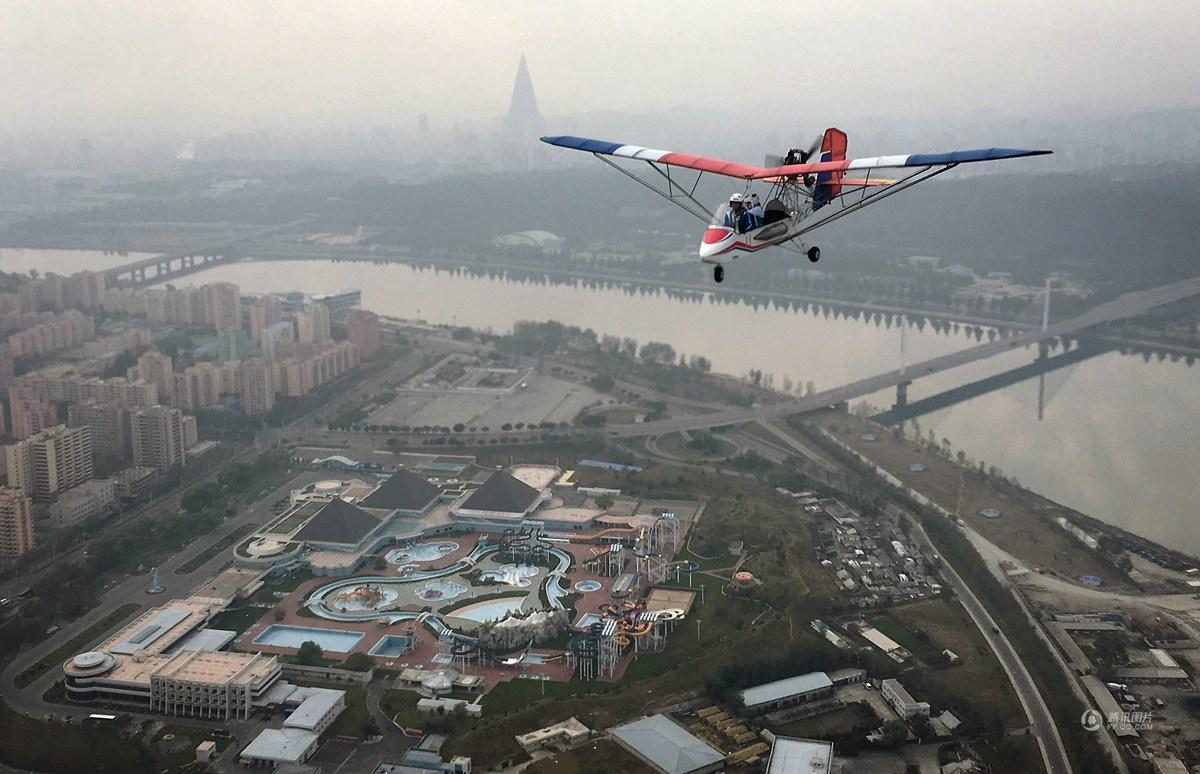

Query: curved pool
447 597 526 623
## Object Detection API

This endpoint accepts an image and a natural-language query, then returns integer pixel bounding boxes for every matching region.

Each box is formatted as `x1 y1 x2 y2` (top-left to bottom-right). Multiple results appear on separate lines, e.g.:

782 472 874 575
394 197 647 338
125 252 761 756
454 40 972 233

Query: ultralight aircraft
541 129 1050 283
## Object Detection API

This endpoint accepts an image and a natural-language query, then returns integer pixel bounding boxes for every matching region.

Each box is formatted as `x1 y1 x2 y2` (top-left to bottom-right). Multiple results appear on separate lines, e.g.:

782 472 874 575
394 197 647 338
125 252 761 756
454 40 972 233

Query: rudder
813 127 847 210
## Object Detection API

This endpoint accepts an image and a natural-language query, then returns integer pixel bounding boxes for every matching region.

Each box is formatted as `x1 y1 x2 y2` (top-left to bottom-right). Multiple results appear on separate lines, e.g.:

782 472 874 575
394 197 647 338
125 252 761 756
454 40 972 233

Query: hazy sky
4 0 1198 135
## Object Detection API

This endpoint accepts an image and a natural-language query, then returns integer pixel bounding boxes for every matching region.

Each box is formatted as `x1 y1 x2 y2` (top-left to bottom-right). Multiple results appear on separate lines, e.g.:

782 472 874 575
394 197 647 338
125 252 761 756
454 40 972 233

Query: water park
222 463 706 689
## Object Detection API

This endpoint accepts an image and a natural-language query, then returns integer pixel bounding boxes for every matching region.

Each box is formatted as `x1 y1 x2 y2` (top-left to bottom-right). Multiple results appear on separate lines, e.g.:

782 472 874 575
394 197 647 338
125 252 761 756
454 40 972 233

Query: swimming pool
417 579 467 602
448 597 525 623
386 541 459 565
574 580 602 592
575 612 603 630
252 625 364 653
368 635 413 657
479 563 539 587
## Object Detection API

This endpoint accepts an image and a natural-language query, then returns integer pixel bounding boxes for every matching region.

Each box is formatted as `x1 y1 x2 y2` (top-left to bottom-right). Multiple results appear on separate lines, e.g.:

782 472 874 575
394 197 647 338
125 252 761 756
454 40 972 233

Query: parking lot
368 371 602 430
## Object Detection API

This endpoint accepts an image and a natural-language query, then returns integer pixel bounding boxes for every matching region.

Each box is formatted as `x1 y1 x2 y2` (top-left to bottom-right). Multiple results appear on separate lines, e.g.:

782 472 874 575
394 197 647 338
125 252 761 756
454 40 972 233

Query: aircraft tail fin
813 127 848 210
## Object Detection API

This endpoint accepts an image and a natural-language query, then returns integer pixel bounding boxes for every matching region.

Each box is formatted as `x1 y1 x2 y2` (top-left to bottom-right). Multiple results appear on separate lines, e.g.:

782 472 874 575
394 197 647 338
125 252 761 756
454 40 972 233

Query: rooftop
459 471 540 515
740 672 833 709
283 688 344 731
765 736 834 774
360 470 440 513
154 650 278 687
293 498 381 546
611 714 725 774
100 600 211 656
240 727 317 764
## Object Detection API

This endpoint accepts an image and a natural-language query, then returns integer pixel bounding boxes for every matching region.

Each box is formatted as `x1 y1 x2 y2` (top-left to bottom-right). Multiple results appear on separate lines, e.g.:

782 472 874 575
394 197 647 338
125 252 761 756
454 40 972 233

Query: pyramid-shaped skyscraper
504 54 545 136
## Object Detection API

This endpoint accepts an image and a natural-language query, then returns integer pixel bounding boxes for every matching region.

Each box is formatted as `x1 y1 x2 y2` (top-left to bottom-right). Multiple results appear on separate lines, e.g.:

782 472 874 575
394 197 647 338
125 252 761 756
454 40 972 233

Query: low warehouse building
739 672 834 715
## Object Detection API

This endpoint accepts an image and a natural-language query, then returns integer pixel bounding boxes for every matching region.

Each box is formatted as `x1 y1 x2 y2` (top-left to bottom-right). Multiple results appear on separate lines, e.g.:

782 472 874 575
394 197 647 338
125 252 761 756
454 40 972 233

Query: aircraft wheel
807 246 821 263
713 265 724 283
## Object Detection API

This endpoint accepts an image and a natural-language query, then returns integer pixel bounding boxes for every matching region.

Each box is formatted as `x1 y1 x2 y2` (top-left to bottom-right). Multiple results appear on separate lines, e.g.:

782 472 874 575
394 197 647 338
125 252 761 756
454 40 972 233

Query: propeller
765 133 823 168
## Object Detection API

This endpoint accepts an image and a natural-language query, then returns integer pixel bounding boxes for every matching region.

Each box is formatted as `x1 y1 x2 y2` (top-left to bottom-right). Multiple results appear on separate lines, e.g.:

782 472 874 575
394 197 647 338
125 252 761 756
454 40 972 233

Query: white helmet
729 192 744 203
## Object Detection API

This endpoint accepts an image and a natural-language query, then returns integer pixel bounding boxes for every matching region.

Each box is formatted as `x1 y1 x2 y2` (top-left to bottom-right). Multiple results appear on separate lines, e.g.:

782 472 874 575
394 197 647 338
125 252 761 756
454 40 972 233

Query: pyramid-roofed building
461 471 540 514
359 470 440 515
452 470 546 528
293 499 382 548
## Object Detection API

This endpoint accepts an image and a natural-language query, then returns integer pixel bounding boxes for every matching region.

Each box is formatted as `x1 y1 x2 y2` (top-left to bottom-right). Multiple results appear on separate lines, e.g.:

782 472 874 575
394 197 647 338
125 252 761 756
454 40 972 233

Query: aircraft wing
540 135 1052 180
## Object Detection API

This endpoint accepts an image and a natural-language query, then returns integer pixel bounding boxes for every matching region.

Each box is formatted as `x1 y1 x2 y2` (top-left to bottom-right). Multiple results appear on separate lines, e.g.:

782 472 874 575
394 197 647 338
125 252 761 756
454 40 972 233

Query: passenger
747 194 765 227
723 193 753 234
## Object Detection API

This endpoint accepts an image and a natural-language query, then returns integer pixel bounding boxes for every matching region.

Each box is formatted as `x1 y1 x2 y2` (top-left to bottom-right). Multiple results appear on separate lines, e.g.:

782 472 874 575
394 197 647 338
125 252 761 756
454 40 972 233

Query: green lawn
206 606 268 635
16 604 142 688
870 614 944 664
655 432 737 461
323 686 376 740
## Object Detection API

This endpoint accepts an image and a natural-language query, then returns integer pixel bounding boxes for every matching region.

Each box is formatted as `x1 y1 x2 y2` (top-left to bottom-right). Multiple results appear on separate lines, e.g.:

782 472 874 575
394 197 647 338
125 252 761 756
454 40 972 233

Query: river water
5 250 1198 557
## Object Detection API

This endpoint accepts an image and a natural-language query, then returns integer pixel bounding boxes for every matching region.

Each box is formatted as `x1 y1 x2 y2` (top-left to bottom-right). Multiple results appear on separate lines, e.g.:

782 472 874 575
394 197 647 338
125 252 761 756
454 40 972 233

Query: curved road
906 519 1072 774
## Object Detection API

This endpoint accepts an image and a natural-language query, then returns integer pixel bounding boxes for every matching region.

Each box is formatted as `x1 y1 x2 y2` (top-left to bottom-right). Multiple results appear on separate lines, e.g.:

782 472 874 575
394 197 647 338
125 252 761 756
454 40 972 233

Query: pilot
724 193 753 234
747 193 765 226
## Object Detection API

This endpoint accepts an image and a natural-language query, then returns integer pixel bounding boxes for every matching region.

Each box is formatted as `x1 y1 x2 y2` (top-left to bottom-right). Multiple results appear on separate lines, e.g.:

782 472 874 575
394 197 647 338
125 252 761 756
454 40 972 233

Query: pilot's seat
762 198 789 225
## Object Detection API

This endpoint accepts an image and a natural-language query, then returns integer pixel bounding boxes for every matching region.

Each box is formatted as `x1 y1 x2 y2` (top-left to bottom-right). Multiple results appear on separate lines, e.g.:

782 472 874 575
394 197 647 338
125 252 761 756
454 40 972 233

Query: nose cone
699 226 734 260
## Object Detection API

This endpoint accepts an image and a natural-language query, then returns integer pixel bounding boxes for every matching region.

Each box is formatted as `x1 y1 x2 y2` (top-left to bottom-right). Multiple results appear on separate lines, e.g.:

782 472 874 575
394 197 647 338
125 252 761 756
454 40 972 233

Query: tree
342 651 374 672
595 494 614 510
297 640 324 666
880 719 908 749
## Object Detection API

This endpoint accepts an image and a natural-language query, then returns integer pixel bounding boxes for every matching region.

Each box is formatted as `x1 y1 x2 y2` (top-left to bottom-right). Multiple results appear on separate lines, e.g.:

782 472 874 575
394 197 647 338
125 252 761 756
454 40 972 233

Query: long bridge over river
605 275 1200 437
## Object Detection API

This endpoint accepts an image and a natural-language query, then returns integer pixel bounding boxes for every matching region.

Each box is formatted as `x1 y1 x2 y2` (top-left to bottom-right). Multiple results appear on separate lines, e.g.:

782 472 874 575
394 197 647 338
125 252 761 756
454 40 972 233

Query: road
906 519 1072 774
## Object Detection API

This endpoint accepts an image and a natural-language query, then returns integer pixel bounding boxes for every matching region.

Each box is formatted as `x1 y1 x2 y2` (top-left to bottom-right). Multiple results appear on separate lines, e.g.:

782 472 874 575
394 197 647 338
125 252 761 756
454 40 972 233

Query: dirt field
816 413 1126 588
889 598 1026 729
525 737 654 774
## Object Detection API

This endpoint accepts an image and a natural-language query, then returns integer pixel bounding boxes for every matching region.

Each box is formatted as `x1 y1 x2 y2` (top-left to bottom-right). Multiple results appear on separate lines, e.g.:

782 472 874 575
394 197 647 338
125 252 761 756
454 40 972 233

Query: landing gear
713 265 724 283
807 246 821 263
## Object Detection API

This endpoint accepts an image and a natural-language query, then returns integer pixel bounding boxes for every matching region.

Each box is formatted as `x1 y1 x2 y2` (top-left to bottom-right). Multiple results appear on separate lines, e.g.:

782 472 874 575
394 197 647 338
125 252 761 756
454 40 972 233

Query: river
3 250 1197 558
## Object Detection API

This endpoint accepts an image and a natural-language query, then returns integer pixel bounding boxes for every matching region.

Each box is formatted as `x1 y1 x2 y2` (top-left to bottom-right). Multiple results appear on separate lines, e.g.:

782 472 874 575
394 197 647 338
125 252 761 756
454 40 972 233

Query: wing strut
789 163 957 241
593 154 713 224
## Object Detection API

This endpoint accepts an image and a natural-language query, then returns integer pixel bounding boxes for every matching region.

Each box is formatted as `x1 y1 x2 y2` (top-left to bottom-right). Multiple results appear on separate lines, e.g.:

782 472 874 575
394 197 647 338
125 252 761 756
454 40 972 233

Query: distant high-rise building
131 406 187 472
0 487 34 557
245 296 284 342
295 304 331 344
5 424 93 503
206 283 241 331
181 414 198 449
505 54 545 136
239 359 275 417
8 385 58 440
500 54 547 170
67 401 132 461
132 350 174 401
345 310 381 358
260 321 294 361
216 329 253 362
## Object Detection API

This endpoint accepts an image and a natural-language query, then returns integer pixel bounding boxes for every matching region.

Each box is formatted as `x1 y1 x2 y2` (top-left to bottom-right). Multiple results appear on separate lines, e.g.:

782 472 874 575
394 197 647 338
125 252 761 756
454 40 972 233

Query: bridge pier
894 381 910 410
